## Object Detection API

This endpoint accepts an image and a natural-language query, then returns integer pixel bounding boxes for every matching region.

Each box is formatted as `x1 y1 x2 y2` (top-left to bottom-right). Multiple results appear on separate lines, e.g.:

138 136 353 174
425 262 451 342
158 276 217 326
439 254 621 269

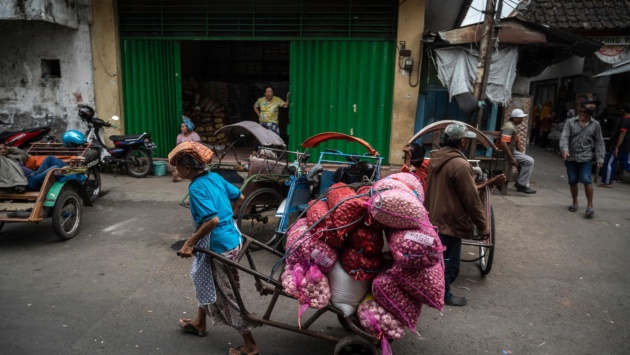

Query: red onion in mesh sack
373 178 411 192
372 272 422 330
281 264 301 298
326 183 365 240
286 218 309 249
384 173 424 202
340 247 382 281
386 228 444 269
297 264 331 310
306 200 334 241
348 226 384 256
356 186 387 230
387 262 445 311
367 188 426 229
357 299 406 340
286 218 337 273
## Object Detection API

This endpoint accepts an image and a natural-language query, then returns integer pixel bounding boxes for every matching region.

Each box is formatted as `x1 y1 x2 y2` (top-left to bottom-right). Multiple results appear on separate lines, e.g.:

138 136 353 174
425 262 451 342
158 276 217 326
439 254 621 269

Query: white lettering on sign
404 231 434 246
591 36 630 45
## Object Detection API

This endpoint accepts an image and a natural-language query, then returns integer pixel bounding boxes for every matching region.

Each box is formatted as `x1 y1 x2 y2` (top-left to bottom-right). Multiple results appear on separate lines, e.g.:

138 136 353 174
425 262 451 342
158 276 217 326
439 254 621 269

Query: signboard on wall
591 36 630 64
503 96 533 153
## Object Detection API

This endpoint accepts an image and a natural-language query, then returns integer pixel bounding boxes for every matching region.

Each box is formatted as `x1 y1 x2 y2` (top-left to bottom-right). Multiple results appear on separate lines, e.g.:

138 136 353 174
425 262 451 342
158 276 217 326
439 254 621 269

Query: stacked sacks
279 174 444 346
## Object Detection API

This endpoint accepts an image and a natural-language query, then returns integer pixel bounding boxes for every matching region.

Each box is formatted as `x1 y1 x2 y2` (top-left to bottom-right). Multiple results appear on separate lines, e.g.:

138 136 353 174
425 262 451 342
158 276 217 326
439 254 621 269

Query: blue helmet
62 130 86 147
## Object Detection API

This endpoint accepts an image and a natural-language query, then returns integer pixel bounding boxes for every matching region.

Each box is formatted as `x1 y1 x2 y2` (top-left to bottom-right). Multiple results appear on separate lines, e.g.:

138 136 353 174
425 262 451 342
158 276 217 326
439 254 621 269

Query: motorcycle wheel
83 166 101 202
125 148 152 178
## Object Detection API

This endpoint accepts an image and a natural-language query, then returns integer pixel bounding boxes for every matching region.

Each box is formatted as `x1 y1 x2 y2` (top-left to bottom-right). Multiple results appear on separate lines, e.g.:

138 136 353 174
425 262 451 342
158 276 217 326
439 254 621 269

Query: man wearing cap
424 123 488 307
498 109 536 194
560 98 605 217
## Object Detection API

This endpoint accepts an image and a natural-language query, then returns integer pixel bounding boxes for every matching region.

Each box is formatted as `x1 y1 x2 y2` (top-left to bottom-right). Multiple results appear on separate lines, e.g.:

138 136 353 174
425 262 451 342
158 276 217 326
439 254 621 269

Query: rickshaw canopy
300 132 379 157
215 121 286 147
407 120 498 150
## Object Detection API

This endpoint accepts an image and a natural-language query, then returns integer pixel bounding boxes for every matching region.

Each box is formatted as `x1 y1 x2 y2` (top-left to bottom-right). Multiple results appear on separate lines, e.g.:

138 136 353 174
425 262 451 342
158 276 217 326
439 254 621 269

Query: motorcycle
78 105 156 178
0 121 53 148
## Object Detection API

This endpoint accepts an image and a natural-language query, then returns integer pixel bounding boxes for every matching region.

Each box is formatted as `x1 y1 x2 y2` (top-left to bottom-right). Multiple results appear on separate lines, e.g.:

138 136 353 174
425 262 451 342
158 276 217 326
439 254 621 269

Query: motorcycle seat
109 133 147 142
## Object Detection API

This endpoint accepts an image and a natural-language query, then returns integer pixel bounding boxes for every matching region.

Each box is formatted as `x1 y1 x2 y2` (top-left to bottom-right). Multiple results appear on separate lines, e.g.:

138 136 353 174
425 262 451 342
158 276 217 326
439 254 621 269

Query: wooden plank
0 202 35 211
0 192 40 201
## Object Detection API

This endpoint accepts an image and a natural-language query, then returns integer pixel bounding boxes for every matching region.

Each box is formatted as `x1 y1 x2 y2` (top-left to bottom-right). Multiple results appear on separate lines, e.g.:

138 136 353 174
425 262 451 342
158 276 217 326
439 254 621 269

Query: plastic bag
326 261 370 316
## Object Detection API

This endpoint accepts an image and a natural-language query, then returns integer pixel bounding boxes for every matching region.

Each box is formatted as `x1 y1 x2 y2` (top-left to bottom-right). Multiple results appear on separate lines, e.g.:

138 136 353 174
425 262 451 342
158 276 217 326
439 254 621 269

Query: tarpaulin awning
434 46 519 104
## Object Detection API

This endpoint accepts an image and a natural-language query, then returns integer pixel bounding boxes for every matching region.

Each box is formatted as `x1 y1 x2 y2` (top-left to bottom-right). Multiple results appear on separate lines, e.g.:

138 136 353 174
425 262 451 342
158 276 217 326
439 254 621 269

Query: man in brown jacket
424 123 488 307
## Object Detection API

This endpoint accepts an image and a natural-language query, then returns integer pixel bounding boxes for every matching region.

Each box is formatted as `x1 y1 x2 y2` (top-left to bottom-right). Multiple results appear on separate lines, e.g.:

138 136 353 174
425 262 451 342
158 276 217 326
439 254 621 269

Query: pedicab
181 131 387 354
406 120 498 275
0 143 99 240
179 121 306 250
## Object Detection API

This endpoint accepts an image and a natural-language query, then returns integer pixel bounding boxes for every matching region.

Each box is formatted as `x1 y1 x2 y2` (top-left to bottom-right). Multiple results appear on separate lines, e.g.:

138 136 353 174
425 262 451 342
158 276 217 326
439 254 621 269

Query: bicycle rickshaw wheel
237 188 282 250
52 189 82 241
334 334 378 355
479 206 495 276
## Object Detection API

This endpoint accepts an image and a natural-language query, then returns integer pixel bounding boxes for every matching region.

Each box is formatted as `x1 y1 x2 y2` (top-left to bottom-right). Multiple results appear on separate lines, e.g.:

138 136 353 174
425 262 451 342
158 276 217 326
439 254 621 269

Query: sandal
568 204 578 212
178 319 206 337
229 346 260 355
597 183 613 188
585 208 595 218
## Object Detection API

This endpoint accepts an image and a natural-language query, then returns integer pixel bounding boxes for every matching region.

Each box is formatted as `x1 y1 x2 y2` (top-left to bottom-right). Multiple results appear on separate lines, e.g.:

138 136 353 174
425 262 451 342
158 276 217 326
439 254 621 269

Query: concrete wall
0 0 93 138
0 0 78 29
390 0 425 165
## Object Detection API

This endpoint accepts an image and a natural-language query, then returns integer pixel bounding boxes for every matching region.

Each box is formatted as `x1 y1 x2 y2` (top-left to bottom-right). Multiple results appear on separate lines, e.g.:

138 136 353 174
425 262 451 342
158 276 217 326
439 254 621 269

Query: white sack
326 261 370 316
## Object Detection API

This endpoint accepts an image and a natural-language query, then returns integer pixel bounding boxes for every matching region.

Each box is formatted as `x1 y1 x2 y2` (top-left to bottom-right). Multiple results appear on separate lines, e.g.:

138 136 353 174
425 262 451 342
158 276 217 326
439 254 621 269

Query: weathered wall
0 0 93 139
0 0 78 29
389 0 425 165
90 0 123 139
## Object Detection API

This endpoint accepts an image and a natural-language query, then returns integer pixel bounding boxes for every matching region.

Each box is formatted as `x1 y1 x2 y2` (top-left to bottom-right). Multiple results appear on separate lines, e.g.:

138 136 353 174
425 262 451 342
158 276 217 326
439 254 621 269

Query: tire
480 206 495 276
237 188 282 251
83 166 101 202
125 148 152 178
334 335 379 355
52 189 82 241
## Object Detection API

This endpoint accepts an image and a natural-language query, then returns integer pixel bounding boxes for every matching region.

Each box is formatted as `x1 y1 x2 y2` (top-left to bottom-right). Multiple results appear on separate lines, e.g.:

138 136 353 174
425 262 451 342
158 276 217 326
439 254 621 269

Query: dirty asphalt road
0 146 628 355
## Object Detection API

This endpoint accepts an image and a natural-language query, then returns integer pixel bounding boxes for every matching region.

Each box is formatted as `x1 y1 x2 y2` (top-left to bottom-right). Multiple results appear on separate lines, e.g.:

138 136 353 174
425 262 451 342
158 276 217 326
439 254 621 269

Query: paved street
0 146 628 355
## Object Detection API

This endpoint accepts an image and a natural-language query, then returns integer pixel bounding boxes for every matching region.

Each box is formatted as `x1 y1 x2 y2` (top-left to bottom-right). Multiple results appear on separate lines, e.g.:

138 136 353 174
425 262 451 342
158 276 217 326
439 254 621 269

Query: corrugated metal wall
288 40 395 163
122 40 182 158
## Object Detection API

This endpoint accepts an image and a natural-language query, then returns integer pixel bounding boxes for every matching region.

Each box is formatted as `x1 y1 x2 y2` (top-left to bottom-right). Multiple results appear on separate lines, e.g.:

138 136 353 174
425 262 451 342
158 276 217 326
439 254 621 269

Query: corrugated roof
520 0 630 31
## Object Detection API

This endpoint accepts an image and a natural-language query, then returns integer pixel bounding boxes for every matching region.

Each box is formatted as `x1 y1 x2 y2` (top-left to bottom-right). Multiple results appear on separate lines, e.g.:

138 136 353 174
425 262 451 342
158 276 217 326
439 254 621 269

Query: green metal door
122 40 182 158
288 40 395 163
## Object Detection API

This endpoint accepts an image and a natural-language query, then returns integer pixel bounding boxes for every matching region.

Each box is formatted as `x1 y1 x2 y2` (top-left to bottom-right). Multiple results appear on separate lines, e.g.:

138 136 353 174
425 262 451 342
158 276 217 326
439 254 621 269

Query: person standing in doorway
559 98 605 218
253 86 289 136
424 123 488 307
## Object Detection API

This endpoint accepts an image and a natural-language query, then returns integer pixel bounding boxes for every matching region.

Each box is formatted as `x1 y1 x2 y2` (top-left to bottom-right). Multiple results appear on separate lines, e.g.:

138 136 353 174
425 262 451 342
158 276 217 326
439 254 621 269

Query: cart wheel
480 206 495 276
52 189 82 241
83 166 101 202
125 148 152 178
334 335 379 355
237 188 282 251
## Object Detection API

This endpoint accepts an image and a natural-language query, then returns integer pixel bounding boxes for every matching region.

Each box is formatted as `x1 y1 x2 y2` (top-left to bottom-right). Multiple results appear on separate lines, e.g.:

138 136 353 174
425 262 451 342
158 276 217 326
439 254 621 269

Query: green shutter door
122 40 182 158
288 40 395 163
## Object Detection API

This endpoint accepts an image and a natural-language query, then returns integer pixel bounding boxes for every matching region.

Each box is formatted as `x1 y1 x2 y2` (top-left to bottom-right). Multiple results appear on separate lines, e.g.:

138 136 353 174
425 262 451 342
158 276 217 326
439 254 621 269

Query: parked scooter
0 121 53 148
78 105 156 178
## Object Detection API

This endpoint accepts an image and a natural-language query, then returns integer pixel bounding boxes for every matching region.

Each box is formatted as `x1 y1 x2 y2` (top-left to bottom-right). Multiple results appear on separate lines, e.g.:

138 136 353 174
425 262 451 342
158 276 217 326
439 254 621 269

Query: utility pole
472 0 498 128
